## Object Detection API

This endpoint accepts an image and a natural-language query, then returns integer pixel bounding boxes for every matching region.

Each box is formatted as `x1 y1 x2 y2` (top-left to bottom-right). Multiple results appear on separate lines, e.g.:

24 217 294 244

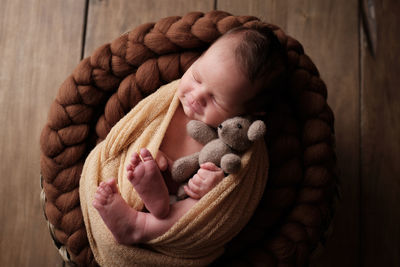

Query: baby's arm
184 162 225 199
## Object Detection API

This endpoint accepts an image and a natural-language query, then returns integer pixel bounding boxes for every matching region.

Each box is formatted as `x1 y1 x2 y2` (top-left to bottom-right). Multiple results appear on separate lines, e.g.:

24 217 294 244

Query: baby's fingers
200 162 221 171
184 185 201 199
188 176 201 191
155 150 169 171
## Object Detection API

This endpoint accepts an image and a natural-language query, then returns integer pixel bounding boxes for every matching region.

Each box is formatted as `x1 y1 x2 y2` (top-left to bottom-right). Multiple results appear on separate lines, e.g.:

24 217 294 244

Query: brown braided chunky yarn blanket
40 10 337 266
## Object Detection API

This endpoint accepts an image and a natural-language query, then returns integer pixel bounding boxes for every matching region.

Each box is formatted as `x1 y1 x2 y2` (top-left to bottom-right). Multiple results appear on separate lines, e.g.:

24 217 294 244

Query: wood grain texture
84 0 215 57
0 0 86 266
2 0 392 266
361 0 400 266
218 1 360 266
217 0 289 30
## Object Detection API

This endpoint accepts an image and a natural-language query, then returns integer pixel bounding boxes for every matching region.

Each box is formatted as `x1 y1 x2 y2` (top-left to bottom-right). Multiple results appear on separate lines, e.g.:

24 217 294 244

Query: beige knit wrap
79 79 269 266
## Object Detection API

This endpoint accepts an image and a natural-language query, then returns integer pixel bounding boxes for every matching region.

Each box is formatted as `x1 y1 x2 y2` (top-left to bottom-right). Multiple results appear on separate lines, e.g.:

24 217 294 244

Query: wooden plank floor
0 0 398 266
0 0 86 266
361 1 400 266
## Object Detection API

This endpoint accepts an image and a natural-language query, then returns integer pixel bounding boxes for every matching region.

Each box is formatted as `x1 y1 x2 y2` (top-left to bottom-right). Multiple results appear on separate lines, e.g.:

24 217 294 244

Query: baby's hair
219 26 288 116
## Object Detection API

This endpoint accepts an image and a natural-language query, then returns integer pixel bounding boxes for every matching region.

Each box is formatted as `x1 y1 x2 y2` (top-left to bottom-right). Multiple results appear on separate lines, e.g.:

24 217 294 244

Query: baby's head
178 25 287 127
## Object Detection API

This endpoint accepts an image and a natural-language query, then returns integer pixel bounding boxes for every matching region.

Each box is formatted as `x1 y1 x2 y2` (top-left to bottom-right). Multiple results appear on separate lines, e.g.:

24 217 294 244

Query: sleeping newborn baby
92 25 287 245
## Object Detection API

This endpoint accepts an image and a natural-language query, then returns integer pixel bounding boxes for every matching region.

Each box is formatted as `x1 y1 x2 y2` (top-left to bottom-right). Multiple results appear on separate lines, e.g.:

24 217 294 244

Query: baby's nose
196 97 206 107
192 91 206 107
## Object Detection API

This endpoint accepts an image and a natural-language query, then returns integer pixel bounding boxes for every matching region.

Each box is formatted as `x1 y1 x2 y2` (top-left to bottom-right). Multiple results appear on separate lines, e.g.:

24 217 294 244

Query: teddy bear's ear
248 120 266 141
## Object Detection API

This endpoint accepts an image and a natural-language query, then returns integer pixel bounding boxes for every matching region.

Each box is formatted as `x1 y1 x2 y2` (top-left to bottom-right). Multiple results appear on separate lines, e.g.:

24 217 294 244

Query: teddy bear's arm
187 120 218 144
221 153 242 174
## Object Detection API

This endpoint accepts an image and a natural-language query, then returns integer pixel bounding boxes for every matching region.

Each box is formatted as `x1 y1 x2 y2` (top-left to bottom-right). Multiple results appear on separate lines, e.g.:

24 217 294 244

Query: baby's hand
184 162 225 199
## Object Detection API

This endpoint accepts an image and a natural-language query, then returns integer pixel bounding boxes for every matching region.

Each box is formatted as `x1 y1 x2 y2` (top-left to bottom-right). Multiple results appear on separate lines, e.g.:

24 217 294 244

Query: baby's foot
93 178 146 244
127 148 170 218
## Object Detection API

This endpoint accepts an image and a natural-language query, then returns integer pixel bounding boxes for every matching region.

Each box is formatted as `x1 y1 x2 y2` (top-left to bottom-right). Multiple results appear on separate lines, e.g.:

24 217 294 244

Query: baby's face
178 37 256 127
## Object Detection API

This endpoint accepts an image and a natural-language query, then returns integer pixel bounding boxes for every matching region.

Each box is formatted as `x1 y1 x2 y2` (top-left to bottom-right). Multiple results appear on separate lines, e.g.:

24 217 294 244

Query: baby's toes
104 179 118 194
127 152 140 171
96 181 114 199
140 148 154 162
93 190 107 208
95 183 109 198
129 162 145 185
127 169 134 182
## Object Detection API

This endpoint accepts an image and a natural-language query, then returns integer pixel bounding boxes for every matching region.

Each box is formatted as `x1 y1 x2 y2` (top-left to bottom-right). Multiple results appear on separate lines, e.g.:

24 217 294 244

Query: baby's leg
93 178 147 244
127 148 170 218
141 197 198 241
93 180 197 244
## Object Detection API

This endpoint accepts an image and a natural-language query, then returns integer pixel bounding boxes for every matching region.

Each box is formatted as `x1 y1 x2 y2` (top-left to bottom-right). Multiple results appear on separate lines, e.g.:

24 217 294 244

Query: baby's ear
248 120 266 141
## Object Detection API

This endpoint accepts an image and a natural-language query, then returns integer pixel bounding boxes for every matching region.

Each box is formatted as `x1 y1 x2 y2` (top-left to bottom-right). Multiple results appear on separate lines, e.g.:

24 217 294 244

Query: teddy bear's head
217 117 266 152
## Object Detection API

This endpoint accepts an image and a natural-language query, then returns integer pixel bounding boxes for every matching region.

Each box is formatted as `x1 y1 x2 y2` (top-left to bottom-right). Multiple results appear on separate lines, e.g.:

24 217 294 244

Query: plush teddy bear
171 117 266 189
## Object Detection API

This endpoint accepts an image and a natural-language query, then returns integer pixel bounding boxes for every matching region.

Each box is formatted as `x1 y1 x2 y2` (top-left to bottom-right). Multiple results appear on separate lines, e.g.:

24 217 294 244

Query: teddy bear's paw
221 153 241 174
171 153 200 183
